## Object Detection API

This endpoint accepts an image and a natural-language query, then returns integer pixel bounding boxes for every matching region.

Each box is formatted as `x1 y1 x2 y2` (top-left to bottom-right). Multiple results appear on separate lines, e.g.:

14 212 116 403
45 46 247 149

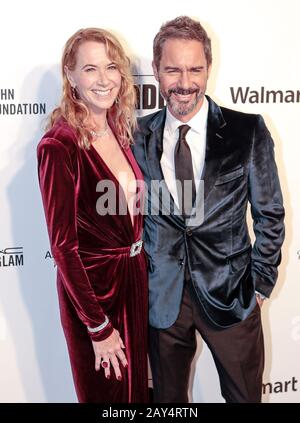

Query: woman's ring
101 359 109 368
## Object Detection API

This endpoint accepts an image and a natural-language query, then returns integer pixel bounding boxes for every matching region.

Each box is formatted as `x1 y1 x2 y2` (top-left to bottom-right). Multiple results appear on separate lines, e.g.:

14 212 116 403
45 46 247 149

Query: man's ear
64 65 75 87
152 60 159 82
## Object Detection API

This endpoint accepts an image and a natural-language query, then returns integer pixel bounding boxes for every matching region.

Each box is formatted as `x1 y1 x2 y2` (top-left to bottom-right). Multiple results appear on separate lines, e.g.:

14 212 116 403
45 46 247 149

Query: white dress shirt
160 96 209 209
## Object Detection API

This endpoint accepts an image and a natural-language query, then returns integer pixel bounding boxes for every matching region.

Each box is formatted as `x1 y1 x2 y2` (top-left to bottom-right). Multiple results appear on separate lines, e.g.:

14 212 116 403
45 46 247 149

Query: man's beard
164 86 204 116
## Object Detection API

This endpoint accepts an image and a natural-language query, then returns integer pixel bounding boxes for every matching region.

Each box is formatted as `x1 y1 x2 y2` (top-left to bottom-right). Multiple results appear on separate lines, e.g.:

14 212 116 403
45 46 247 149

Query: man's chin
168 100 196 117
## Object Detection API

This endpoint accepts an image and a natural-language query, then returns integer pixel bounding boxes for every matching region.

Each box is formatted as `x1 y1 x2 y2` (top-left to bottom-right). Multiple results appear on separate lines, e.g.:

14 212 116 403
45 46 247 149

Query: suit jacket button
178 258 184 266
186 228 193 237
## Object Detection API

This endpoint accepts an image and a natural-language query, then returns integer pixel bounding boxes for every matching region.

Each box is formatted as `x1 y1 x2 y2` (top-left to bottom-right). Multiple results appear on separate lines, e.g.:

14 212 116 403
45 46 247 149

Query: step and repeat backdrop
0 0 299 402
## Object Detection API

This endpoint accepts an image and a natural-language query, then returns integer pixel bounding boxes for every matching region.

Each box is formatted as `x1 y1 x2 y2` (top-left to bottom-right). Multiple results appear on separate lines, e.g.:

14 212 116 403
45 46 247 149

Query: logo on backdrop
230 87 300 104
0 247 24 267
134 75 165 112
45 250 56 267
263 376 298 395
0 88 46 115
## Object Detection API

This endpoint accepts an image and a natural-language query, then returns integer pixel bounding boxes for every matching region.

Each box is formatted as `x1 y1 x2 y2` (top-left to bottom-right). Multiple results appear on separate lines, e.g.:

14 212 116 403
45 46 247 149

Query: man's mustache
168 87 199 96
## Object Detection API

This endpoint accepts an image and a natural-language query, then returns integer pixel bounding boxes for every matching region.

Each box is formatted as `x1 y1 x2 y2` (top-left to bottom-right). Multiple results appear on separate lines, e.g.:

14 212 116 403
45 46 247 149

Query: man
132 16 285 403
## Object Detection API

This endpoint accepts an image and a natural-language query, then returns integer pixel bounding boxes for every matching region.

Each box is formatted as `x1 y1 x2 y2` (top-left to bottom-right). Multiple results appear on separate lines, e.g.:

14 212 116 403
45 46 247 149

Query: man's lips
168 88 199 101
173 92 195 101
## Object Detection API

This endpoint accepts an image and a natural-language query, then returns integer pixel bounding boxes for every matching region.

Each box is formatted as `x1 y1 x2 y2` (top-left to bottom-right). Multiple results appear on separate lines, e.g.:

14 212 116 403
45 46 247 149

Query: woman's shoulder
37 117 79 157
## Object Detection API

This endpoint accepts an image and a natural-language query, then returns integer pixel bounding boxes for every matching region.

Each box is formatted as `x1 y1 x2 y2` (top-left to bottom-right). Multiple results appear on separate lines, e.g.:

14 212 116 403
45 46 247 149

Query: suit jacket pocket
226 246 251 273
215 166 244 185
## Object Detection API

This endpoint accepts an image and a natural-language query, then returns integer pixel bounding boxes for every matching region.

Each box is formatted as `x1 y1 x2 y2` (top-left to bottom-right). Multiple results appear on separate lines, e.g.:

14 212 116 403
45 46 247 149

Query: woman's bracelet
87 315 110 333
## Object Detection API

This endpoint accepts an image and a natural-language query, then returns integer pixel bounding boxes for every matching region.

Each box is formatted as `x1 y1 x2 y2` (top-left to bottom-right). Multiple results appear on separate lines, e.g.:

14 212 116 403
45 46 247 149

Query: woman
37 28 148 403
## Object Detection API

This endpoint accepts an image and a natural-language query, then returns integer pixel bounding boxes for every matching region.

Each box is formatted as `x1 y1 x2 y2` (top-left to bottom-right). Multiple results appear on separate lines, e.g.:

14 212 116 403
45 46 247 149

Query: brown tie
174 124 196 216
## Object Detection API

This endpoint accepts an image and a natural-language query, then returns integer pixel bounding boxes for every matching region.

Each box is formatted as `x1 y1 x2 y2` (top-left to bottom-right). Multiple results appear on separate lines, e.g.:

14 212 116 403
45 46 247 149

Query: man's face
153 38 211 122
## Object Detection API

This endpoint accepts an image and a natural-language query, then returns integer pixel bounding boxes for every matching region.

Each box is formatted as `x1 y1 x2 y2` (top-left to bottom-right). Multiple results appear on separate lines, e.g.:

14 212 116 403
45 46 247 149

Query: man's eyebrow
163 66 181 71
163 65 205 71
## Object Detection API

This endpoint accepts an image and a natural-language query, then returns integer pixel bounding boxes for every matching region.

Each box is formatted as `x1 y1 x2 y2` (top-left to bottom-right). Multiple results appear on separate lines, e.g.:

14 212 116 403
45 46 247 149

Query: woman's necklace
90 121 108 138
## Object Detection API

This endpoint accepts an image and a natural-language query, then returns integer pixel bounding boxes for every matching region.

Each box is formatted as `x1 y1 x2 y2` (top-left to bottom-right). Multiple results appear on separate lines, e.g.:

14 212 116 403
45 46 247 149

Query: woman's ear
64 65 75 87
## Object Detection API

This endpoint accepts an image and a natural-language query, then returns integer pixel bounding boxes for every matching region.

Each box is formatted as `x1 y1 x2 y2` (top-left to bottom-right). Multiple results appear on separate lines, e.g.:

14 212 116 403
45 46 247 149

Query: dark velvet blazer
132 95 285 329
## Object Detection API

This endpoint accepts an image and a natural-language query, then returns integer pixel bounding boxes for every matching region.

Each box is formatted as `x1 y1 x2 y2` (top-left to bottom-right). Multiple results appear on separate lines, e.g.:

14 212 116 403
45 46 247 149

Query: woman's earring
71 86 77 101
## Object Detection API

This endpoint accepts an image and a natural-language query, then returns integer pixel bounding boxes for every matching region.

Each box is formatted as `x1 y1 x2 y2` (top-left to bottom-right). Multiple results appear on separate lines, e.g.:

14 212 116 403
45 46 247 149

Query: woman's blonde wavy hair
47 28 137 149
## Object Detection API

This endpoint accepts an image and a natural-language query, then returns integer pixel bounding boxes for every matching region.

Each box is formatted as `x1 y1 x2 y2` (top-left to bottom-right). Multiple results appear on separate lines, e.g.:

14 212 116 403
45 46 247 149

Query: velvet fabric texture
37 117 148 403
132 95 285 330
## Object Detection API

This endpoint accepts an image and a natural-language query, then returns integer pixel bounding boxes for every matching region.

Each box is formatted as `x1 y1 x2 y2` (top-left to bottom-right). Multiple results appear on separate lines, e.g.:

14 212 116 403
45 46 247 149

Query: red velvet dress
37 118 148 403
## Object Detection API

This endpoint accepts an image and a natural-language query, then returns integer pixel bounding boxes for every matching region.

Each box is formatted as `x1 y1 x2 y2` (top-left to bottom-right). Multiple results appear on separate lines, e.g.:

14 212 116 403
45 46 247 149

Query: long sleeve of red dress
37 137 113 341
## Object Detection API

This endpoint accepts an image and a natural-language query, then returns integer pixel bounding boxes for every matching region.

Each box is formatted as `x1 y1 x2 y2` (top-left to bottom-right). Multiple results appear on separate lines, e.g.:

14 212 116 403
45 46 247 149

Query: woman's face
66 41 122 119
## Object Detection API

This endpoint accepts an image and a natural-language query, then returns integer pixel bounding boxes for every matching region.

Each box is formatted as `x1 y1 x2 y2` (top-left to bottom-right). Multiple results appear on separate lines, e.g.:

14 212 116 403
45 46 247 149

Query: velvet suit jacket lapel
202 96 227 202
144 108 165 182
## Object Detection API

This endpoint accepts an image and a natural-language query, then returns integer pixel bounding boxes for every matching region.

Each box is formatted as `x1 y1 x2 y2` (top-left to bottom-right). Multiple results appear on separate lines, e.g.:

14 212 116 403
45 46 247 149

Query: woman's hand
92 328 128 380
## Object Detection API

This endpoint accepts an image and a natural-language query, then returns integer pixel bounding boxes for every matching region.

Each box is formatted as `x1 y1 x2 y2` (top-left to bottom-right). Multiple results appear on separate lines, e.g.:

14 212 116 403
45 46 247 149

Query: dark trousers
149 283 264 403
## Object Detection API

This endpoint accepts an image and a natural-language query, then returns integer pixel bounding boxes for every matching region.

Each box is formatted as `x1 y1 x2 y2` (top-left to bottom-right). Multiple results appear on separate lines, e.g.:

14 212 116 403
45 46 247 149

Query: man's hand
256 294 264 308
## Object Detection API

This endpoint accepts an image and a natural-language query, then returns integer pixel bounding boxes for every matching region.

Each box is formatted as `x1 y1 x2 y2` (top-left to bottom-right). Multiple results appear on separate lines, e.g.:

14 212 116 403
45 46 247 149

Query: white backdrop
0 0 299 403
